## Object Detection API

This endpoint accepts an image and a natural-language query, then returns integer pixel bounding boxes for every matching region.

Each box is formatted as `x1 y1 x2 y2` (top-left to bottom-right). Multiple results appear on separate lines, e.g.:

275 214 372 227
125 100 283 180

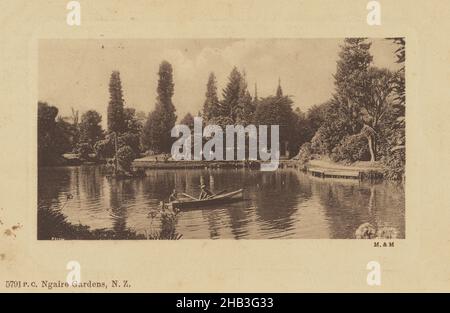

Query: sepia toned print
37 38 405 240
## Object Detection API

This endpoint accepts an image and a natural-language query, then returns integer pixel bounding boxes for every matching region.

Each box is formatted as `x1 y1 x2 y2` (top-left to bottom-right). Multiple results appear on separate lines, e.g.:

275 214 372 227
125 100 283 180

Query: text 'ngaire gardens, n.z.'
4 280 131 290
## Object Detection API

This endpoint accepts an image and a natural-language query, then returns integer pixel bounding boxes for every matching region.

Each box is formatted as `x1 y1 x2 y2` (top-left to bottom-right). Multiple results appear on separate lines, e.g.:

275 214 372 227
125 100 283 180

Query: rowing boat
170 189 244 210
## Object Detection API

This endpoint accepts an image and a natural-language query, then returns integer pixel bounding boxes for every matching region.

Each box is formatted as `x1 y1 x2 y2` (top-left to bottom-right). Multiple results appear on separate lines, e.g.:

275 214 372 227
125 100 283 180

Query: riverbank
40 153 106 167
132 156 383 180
43 154 385 180
132 157 261 170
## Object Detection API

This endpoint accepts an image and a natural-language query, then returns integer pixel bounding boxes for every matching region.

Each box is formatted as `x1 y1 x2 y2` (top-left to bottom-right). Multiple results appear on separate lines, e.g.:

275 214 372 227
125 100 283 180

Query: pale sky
39 39 401 127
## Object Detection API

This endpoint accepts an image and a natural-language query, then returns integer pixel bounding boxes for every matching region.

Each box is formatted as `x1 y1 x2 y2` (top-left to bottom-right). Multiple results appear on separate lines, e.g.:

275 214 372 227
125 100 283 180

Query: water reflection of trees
38 167 72 211
311 179 405 238
80 165 103 201
142 170 177 200
252 170 306 233
39 166 404 239
198 170 253 239
38 167 73 238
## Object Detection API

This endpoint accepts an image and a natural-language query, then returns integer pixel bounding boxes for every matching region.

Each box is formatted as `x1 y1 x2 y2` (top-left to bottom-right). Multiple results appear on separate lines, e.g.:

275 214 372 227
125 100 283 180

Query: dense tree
180 112 195 130
389 37 406 149
290 107 313 155
38 102 71 165
56 116 79 153
333 38 373 134
254 95 296 155
306 101 333 135
220 67 243 123
215 67 256 126
123 108 143 135
107 71 125 134
236 72 255 125
79 110 103 147
304 38 405 177
311 102 350 155
202 72 221 123
115 145 135 172
392 38 405 107
382 38 406 179
309 38 374 157
359 67 396 161
141 61 177 153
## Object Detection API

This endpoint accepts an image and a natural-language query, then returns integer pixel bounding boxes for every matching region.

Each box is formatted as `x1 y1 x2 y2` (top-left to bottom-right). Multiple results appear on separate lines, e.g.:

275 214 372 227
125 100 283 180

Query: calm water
38 165 405 239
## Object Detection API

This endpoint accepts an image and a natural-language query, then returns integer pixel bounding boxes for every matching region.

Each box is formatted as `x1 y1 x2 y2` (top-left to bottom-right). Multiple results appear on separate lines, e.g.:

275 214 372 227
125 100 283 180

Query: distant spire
276 77 283 97
254 82 258 102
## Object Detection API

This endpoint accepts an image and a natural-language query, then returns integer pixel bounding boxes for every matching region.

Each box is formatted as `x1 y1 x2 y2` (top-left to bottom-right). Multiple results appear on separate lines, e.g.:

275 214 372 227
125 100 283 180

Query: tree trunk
367 135 375 162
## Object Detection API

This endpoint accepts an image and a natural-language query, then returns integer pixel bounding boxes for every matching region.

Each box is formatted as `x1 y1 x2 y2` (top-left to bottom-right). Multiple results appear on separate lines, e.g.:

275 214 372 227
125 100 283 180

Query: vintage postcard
1 0 449 293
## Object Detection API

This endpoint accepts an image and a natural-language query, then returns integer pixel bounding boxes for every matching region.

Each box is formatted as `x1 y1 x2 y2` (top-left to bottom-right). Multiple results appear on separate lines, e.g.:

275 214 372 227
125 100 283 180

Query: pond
38 165 405 239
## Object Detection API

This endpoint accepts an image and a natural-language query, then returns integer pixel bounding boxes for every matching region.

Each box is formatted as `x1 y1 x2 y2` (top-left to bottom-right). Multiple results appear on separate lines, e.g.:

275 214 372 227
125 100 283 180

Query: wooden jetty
308 167 361 179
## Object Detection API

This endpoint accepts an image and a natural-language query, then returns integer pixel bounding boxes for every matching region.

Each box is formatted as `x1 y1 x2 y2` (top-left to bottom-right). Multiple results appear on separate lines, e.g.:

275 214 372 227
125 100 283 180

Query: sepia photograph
37 38 405 240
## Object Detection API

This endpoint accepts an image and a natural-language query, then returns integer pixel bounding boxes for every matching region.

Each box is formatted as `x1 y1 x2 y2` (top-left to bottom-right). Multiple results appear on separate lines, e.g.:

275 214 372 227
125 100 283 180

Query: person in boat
168 189 178 202
199 184 213 200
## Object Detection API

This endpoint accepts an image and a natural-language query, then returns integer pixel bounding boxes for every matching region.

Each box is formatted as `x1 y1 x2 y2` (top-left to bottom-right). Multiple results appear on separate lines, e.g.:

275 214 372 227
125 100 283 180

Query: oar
180 192 197 200
206 189 227 199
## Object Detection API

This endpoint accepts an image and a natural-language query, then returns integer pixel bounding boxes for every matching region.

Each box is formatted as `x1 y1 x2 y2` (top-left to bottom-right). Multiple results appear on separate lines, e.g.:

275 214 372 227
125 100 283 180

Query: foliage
55 117 77 153
141 110 162 154
254 96 294 137
333 38 372 134
76 142 92 160
94 131 140 159
38 102 72 165
123 107 143 135
141 61 177 153
38 206 148 240
306 101 332 135
290 108 314 154
79 110 103 146
305 38 404 176
94 137 114 159
147 204 182 240
216 67 255 125
115 145 135 172
310 103 351 155
382 148 405 180
391 37 405 107
295 142 312 164
118 132 141 157
331 134 370 163
235 72 255 125
107 71 125 134
254 95 298 156
220 67 242 122
202 72 221 123
180 112 195 130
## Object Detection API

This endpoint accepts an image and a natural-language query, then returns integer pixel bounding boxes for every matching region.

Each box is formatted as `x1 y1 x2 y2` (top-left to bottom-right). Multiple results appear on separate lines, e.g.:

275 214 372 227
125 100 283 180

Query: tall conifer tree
107 71 125 134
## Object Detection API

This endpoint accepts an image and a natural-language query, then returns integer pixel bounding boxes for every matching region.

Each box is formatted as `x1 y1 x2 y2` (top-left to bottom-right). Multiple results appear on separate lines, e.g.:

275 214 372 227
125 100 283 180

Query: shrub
295 142 312 164
331 135 370 163
118 132 141 158
94 132 141 160
382 148 405 180
76 143 92 160
94 137 114 159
